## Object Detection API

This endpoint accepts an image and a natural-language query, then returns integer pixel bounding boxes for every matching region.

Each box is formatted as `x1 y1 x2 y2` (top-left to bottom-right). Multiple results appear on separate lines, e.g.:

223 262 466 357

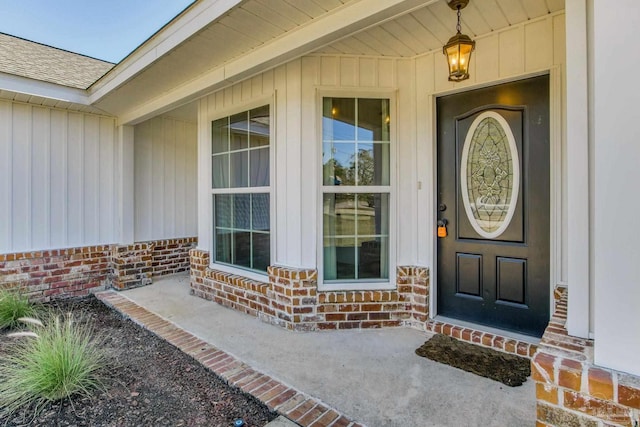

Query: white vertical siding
133 116 197 242
0 101 118 254
196 13 565 276
0 101 12 251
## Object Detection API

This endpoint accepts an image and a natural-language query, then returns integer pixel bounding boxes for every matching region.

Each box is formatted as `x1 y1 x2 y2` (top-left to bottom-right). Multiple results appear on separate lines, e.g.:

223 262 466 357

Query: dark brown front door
436 75 550 337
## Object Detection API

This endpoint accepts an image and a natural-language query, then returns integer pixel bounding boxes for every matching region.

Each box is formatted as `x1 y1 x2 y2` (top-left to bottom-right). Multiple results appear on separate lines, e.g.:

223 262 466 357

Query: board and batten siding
197 13 566 279
0 100 117 253
134 116 197 242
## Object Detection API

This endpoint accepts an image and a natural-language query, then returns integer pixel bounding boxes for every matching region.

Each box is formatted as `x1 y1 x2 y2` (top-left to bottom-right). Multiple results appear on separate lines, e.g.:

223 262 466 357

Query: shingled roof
0 33 114 90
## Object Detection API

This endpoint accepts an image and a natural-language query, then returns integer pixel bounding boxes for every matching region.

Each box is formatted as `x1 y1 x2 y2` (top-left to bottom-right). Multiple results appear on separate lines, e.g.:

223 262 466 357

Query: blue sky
0 0 194 63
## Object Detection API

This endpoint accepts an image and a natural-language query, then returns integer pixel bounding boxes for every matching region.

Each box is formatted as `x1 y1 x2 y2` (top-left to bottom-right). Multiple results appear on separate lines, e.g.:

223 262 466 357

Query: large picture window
322 97 391 283
212 105 270 273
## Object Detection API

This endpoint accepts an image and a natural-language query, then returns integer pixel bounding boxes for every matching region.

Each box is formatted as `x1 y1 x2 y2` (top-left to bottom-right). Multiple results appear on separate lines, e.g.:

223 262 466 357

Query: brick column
268 266 319 331
532 289 640 426
111 243 153 290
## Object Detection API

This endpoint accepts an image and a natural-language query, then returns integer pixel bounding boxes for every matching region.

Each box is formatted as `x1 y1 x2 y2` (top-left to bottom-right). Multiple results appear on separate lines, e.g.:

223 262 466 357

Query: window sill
208 262 269 284
318 281 396 292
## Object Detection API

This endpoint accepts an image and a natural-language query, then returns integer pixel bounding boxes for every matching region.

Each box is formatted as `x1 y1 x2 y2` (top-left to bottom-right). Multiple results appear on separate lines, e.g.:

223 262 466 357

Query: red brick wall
0 237 197 299
533 289 640 426
0 246 111 301
190 249 430 331
151 238 196 277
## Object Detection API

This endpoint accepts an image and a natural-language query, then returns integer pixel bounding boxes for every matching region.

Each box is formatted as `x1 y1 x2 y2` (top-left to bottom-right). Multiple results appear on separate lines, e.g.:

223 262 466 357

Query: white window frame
209 98 275 283
316 90 397 291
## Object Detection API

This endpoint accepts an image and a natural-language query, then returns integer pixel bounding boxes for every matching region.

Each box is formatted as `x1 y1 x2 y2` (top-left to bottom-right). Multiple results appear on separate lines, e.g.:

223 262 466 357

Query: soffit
0 89 111 115
93 0 352 115
316 0 565 57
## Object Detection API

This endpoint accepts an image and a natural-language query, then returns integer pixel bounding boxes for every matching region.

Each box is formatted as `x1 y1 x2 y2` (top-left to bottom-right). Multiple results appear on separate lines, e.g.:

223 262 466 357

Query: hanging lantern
443 0 475 82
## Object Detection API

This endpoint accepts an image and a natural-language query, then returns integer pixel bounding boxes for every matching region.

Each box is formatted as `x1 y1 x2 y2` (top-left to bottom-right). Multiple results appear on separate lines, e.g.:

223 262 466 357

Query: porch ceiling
92 0 354 118
92 0 564 124
316 0 565 57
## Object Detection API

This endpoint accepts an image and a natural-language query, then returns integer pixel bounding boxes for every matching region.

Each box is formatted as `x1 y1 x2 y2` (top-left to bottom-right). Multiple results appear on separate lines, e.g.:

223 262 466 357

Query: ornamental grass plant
0 311 106 417
0 287 39 330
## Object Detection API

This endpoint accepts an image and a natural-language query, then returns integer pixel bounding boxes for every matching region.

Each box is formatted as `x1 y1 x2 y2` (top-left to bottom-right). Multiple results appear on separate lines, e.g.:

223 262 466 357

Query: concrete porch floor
116 274 534 427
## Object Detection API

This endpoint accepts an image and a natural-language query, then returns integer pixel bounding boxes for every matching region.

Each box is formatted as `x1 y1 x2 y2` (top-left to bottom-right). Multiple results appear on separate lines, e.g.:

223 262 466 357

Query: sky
0 0 195 63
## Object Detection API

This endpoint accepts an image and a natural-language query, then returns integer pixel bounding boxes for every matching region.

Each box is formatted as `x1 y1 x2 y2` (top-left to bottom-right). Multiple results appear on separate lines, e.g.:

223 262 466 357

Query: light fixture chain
456 5 462 34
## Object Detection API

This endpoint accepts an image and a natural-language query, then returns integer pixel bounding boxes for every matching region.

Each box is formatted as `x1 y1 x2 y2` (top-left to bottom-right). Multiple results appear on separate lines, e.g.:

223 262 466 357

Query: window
212 105 270 273
322 97 391 284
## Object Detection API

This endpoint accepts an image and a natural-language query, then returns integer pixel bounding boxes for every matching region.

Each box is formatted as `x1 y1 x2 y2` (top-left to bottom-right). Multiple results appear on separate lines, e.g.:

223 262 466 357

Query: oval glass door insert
460 111 519 239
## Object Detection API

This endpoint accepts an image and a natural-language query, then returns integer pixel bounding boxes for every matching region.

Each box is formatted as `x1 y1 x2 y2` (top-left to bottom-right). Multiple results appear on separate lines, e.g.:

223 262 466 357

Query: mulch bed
0 296 278 426
415 334 531 387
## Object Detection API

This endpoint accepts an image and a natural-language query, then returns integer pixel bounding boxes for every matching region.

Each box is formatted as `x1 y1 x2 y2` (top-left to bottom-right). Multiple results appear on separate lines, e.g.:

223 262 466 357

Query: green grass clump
0 312 106 416
0 287 39 329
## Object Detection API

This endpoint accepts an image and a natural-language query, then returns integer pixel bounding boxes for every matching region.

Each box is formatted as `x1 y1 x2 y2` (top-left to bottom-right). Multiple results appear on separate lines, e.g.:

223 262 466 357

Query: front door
436 75 550 337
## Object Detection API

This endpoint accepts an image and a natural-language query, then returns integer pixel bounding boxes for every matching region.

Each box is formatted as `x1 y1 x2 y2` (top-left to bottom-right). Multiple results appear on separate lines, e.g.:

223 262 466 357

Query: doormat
415 334 531 387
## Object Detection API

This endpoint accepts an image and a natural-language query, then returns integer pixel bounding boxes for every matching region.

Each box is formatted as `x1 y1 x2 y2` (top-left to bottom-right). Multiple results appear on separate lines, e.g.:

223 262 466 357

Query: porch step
426 317 539 359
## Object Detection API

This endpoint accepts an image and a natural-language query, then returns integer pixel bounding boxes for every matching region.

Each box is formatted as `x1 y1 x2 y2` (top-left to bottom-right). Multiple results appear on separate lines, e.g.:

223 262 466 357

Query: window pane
215 194 232 228
323 193 356 237
252 194 270 232
212 154 229 188
323 142 355 186
358 237 388 279
324 237 356 280
357 98 390 142
233 194 251 230
230 112 249 151
356 193 389 237
335 238 356 280
250 106 270 148
324 193 388 281
212 118 228 154
215 229 232 264
233 231 251 268
252 233 270 271
250 147 270 187
323 98 356 141
356 143 390 186
230 151 248 188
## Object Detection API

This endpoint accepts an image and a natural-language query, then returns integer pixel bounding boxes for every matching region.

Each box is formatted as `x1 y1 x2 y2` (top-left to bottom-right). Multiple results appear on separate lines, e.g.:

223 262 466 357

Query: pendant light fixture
443 0 475 82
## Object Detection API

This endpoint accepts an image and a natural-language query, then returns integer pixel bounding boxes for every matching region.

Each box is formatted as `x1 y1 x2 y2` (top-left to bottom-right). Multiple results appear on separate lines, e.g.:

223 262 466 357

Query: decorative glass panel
461 111 520 239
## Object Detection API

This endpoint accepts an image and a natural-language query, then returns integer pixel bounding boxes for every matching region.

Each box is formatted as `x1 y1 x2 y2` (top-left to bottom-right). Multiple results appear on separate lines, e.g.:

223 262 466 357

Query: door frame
428 67 563 324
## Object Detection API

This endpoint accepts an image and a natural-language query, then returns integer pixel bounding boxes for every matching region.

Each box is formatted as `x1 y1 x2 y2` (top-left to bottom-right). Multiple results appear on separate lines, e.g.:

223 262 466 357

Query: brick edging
426 320 538 359
95 291 364 427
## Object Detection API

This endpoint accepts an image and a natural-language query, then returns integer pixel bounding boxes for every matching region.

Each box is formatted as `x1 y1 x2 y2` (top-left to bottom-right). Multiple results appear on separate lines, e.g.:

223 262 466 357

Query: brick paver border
95 290 364 427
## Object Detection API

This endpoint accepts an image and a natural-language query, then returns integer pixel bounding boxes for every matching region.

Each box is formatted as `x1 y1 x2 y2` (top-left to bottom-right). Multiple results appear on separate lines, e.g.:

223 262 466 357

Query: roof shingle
0 33 114 89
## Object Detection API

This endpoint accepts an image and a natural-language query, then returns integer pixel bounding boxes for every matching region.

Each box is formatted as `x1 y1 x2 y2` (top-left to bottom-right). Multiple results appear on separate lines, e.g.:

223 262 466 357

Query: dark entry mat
415 334 531 387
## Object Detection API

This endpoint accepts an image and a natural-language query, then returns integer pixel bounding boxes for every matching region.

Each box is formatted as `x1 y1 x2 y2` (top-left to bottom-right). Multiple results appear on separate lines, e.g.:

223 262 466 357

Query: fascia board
117 0 436 125
88 0 242 103
0 72 89 104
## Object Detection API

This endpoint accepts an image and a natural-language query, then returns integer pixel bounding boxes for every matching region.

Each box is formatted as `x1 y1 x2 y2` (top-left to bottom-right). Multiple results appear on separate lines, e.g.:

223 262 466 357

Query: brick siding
0 237 197 299
0 246 111 301
532 288 640 426
190 249 429 331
